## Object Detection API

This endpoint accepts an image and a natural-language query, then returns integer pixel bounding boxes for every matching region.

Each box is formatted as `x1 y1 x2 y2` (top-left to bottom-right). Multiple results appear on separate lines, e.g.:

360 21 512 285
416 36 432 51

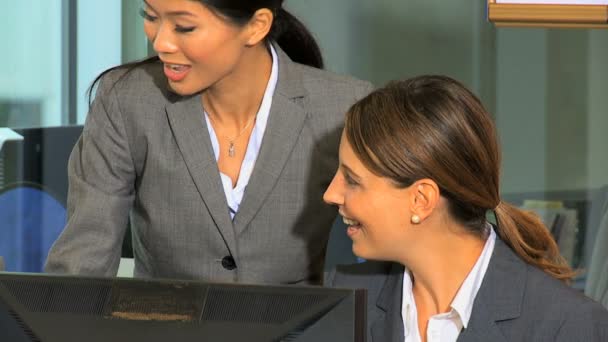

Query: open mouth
163 63 191 82
166 63 189 72
341 215 362 238
342 217 360 226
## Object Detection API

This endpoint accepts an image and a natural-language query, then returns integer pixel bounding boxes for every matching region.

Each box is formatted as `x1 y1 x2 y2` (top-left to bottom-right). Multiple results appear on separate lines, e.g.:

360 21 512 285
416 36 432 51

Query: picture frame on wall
487 0 608 28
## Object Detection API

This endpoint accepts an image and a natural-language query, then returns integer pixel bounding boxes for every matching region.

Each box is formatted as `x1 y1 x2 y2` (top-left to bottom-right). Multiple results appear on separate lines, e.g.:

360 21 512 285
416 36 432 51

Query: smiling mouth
344 218 362 239
165 63 189 72
342 217 360 226
162 63 191 82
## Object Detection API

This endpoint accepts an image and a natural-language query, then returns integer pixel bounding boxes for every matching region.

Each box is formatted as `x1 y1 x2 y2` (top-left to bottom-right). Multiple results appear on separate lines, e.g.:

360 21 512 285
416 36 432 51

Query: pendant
228 141 235 157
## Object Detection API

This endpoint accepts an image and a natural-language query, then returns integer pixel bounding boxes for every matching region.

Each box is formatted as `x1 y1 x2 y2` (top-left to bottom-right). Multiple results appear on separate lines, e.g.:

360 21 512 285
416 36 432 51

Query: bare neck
398 220 487 315
203 44 273 129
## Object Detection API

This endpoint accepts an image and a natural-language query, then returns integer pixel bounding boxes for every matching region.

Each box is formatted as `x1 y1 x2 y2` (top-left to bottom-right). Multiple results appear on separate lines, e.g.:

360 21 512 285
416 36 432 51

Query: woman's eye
139 9 157 22
175 26 195 33
345 175 359 187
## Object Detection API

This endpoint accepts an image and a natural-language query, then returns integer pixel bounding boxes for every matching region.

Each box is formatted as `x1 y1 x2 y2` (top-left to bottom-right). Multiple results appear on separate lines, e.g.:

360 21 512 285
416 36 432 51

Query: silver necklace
208 114 256 157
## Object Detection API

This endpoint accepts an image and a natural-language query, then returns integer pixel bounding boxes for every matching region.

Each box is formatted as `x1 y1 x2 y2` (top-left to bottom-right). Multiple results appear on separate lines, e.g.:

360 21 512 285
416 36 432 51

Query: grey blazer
328 237 608 342
45 45 373 284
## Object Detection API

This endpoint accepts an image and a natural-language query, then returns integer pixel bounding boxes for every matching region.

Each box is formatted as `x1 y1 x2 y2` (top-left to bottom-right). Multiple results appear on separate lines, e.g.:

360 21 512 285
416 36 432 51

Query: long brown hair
345 75 574 282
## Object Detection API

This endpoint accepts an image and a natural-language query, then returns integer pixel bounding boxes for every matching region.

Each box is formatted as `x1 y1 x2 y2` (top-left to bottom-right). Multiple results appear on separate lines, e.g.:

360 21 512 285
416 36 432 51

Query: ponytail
269 8 324 69
494 201 576 283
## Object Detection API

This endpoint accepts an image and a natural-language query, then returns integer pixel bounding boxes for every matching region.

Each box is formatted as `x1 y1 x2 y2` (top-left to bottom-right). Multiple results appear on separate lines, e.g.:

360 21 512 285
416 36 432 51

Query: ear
409 179 440 223
243 8 274 46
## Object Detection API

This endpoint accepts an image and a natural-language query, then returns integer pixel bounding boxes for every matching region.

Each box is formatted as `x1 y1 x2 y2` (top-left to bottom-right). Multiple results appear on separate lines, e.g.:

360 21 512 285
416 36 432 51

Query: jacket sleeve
45 72 136 276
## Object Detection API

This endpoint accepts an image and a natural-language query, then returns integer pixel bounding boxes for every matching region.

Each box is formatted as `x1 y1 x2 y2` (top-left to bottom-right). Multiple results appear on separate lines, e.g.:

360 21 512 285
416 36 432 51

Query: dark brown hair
345 75 574 282
201 0 323 69
88 0 322 103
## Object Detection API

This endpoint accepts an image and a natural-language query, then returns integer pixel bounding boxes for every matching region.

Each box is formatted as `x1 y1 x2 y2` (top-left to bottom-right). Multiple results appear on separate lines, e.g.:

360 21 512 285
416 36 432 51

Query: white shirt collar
450 224 496 328
401 223 496 339
401 271 419 340
204 44 279 218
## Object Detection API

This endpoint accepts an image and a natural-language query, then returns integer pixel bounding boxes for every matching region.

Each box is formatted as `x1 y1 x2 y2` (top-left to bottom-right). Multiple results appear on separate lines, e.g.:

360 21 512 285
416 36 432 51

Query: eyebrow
143 0 197 17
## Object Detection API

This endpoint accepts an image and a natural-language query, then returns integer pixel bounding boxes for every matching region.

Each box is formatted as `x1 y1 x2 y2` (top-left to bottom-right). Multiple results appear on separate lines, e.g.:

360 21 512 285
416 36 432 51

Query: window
289 0 608 303
1 1 64 127
0 0 147 128
0 0 148 273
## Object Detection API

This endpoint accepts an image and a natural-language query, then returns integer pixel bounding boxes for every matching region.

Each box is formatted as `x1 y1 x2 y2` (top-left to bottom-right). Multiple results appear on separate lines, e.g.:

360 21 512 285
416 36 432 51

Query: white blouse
204 45 279 219
401 225 496 342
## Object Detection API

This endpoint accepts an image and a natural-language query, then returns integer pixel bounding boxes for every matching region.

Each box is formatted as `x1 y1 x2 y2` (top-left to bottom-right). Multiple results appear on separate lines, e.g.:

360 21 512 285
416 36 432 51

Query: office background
1 0 607 306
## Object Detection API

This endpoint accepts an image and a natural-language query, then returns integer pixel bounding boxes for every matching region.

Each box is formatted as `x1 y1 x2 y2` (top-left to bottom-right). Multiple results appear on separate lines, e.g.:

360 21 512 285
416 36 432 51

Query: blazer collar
457 237 526 342
371 262 405 342
370 237 526 342
165 43 311 257
270 42 308 99
231 43 310 236
165 93 238 257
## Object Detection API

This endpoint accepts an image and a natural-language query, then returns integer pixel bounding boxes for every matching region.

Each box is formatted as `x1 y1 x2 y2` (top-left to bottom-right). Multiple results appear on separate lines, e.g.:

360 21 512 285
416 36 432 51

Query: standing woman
325 76 608 341
46 0 372 284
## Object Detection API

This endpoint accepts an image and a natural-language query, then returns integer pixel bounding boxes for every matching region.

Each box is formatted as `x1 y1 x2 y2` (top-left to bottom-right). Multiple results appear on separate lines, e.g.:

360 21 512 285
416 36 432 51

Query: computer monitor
0 273 366 342
0 126 84 272
0 125 83 204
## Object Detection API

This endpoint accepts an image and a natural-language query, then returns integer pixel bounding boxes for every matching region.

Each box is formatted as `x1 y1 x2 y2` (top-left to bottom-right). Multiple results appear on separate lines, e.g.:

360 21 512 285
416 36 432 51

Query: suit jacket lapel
232 45 308 236
457 237 525 342
371 263 405 342
165 94 237 256
367 238 526 342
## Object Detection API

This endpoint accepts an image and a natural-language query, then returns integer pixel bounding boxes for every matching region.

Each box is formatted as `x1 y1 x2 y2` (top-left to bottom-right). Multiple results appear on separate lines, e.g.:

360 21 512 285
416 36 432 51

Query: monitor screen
0 126 83 273
0 273 365 342
0 125 82 204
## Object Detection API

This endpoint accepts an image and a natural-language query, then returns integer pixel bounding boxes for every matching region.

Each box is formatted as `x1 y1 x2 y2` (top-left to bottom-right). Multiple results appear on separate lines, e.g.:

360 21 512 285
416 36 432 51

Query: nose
151 24 178 55
323 173 344 206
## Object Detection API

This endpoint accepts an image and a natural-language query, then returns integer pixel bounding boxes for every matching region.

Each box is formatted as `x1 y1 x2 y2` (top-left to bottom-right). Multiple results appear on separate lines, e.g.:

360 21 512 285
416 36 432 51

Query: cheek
184 29 242 63
364 196 396 222
364 197 408 239
182 37 212 61
143 23 156 42
186 42 244 85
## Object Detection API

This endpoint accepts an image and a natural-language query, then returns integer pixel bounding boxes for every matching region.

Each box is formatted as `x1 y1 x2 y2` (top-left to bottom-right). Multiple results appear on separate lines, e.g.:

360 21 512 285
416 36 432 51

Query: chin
166 81 204 97
352 245 372 261
353 245 388 263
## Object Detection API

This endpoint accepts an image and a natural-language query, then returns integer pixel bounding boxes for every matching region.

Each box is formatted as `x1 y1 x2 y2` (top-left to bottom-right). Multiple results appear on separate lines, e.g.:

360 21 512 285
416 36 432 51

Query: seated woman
324 75 608 342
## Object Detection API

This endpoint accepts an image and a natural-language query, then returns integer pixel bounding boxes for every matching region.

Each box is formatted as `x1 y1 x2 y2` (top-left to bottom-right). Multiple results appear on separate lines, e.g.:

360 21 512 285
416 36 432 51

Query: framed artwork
488 0 608 27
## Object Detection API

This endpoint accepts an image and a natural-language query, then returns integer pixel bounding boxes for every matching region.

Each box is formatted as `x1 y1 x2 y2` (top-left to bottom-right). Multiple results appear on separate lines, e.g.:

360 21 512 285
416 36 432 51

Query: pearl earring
411 214 421 224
